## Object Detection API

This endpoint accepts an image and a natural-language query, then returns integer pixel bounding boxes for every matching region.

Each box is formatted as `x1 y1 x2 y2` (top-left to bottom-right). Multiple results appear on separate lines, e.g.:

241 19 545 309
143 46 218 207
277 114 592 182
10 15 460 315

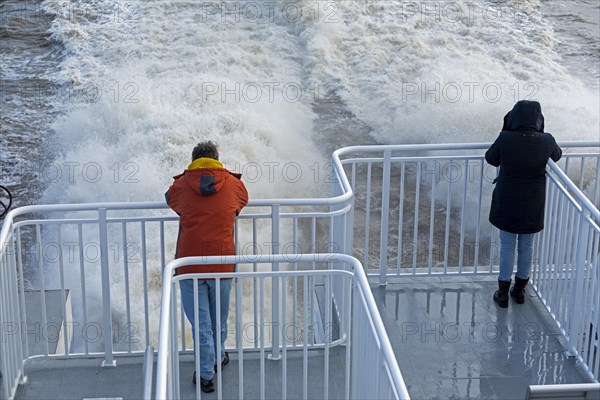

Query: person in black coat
485 100 562 308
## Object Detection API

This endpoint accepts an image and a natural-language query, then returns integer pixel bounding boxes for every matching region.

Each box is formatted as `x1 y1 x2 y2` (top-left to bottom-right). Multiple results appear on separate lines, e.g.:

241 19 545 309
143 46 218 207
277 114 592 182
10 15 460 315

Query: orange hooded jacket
165 158 248 275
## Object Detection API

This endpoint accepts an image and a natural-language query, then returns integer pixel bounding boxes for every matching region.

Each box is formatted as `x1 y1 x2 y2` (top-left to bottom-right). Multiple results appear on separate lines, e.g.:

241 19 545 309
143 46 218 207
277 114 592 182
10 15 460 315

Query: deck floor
9 276 593 400
372 275 592 400
13 348 347 400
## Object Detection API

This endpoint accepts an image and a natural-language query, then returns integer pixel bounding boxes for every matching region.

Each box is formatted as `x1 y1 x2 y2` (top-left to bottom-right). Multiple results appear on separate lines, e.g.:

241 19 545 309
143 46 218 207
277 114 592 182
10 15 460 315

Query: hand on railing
0 185 12 219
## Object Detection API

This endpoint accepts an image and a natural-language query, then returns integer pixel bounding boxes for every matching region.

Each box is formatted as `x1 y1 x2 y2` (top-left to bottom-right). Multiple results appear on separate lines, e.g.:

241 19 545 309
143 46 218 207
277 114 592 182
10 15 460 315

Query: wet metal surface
14 348 347 400
372 275 592 400
12 275 594 400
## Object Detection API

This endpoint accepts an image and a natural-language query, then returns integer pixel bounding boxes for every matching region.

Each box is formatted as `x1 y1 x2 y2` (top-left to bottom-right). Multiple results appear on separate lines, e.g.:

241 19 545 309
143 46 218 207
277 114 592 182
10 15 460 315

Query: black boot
493 280 511 308
510 277 529 304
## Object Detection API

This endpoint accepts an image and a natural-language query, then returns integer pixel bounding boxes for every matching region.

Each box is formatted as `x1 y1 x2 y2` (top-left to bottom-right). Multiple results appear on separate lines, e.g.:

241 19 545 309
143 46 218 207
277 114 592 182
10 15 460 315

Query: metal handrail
155 253 411 400
0 200 350 255
142 345 154 400
2 141 597 255
332 141 599 155
526 383 600 399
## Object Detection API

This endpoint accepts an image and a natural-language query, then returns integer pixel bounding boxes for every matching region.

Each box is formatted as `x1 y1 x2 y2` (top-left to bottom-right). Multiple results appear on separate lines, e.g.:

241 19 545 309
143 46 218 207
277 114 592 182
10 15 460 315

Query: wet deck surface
372 275 591 400
13 348 347 400
10 276 593 400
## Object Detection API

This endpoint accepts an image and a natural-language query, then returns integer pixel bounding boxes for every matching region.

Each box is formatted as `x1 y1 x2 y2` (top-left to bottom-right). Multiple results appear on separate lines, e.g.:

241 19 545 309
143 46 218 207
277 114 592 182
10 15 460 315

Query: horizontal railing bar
10 208 347 228
341 152 599 165
341 155 486 164
171 269 355 281
366 271 498 277
9 210 337 227
12 218 100 228
526 383 600 398
22 352 149 363
561 152 600 157
4 205 351 238
20 339 351 365
340 153 599 168
333 141 600 156
176 339 348 352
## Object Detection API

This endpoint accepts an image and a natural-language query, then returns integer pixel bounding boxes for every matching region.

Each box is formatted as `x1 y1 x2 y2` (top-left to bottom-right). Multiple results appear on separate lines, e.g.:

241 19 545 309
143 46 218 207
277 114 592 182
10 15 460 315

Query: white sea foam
300 0 599 143
36 0 599 350
40 0 326 350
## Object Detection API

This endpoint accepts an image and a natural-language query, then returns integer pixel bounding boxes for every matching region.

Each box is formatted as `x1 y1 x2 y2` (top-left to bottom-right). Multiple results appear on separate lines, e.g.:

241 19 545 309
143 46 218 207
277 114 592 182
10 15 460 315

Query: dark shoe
510 277 529 304
215 352 229 372
193 372 215 393
493 280 511 308
200 378 215 393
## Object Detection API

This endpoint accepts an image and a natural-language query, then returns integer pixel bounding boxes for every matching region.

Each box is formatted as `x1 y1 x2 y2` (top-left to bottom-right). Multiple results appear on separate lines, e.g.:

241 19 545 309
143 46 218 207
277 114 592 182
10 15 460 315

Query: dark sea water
543 0 600 91
0 0 598 211
1 0 64 208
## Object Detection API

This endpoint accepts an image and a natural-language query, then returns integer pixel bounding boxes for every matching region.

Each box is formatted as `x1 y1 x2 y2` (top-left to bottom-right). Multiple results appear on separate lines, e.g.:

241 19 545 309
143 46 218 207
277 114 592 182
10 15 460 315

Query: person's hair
191 141 219 161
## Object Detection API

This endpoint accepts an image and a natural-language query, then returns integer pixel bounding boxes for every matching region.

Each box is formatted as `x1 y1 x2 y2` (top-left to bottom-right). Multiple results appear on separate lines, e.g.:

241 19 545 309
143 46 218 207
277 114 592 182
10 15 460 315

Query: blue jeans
179 279 232 380
498 230 535 282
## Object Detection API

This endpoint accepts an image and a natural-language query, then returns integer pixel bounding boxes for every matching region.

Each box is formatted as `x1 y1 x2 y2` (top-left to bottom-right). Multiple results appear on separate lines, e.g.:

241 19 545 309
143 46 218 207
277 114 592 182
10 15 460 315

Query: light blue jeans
179 279 232 380
498 230 535 282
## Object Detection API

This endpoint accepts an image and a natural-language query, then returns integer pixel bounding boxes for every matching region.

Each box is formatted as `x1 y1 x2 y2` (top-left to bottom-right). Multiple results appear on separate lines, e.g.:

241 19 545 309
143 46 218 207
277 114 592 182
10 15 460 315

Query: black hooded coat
485 101 562 234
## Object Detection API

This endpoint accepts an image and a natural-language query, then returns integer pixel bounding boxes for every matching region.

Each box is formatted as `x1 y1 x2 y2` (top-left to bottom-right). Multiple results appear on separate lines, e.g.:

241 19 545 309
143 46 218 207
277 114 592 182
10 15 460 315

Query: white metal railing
332 141 599 383
0 196 353 400
533 160 600 382
0 226 26 400
332 142 600 282
154 254 410 400
330 141 599 384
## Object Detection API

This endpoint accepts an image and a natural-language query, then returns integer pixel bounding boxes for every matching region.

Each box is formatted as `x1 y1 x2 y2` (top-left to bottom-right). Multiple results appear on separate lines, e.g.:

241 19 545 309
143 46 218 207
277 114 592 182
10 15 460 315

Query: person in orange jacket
166 141 248 392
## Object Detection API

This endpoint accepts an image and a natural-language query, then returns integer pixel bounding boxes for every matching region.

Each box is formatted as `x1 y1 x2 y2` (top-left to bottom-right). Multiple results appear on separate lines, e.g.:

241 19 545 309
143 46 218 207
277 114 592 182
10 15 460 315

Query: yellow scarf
187 158 224 170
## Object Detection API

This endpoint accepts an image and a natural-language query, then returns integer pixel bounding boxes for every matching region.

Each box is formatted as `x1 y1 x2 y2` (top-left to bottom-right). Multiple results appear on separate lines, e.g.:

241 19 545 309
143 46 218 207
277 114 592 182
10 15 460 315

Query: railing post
170 287 180 398
329 164 353 339
269 204 281 360
566 209 588 357
10 236 25 384
331 161 353 256
142 345 154 399
1 233 27 399
98 208 116 367
379 149 392 286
